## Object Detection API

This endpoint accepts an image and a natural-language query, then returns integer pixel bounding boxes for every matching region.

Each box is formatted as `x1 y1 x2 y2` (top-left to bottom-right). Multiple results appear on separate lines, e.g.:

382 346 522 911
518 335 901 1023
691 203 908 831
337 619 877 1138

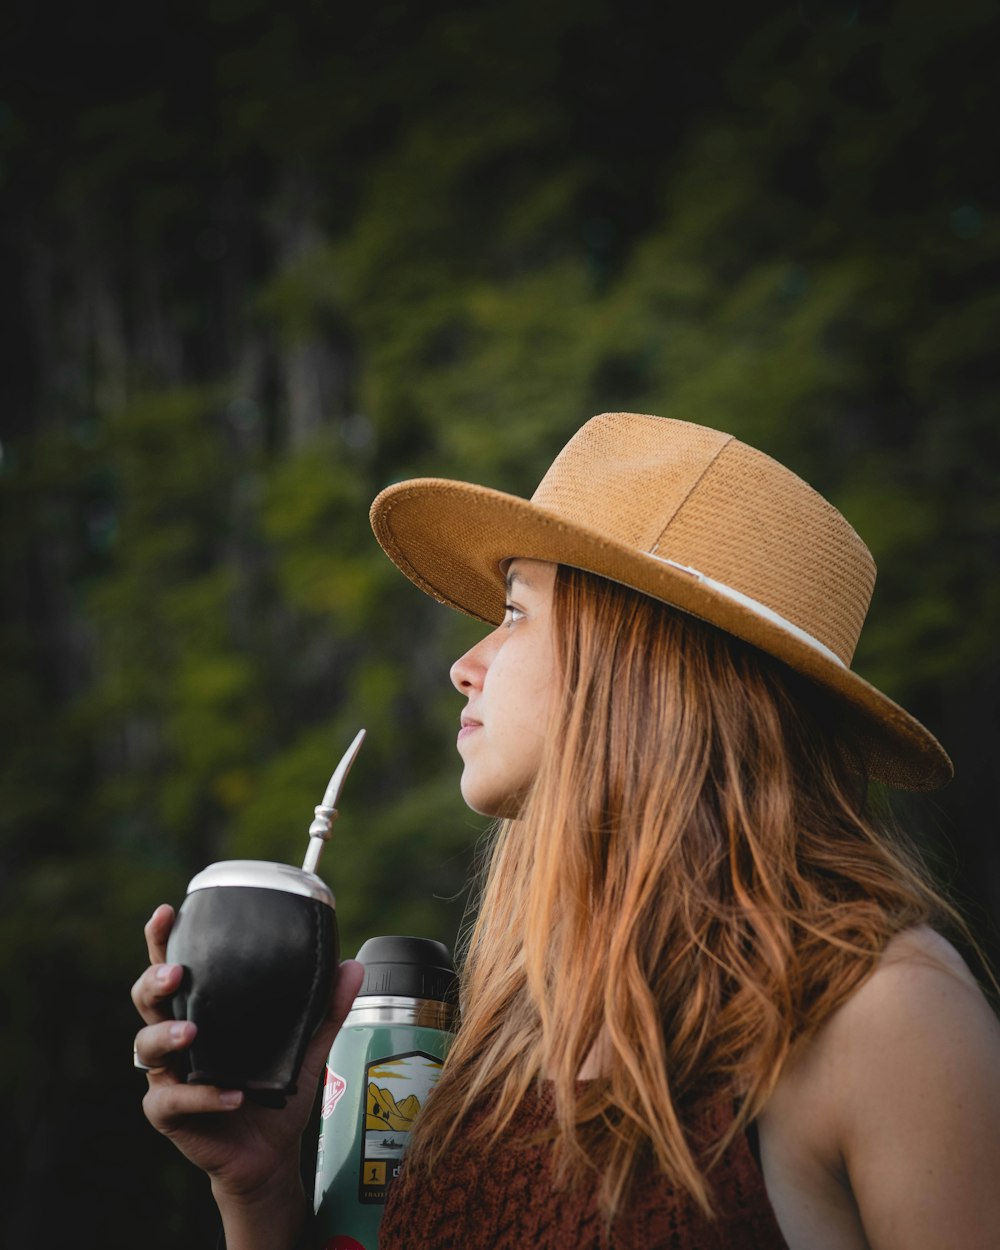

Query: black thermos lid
355 935 457 1004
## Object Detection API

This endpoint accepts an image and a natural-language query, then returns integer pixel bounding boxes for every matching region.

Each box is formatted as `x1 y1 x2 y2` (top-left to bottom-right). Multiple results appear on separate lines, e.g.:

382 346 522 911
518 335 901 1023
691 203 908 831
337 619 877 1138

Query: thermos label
322 1067 348 1119
358 1049 444 1205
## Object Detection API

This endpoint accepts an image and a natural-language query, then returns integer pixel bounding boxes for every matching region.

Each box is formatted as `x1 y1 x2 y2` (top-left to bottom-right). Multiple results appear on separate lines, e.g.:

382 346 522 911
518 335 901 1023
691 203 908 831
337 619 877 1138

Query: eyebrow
505 567 533 595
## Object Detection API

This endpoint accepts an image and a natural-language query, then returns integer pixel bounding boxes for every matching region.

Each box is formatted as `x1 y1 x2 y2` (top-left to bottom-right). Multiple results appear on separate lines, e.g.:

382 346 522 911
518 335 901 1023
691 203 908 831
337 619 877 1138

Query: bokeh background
1 1 998 1245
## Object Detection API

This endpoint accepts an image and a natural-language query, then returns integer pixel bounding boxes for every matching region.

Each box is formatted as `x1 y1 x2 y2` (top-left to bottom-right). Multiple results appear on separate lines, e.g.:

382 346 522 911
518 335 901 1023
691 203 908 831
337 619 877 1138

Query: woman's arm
761 927 1000 1250
132 903 364 1250
837 929 1000 1250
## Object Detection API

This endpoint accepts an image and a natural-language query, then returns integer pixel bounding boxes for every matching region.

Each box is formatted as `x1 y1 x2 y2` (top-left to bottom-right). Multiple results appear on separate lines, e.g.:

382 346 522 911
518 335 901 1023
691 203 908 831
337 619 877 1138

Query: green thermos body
313 935 458 1250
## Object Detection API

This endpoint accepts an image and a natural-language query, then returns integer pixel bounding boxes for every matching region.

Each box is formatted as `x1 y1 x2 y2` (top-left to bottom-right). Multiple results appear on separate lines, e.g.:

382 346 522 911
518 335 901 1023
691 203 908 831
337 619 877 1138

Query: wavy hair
405 564 953 1217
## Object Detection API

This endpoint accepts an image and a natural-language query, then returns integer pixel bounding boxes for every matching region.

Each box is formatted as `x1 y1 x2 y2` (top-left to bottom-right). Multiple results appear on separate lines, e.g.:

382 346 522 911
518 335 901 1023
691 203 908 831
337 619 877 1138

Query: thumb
303 959 365 1077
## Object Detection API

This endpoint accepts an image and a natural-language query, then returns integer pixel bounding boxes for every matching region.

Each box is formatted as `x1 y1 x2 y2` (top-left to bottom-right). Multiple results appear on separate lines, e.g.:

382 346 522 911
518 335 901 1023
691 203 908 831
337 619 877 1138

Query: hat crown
530 413 875 666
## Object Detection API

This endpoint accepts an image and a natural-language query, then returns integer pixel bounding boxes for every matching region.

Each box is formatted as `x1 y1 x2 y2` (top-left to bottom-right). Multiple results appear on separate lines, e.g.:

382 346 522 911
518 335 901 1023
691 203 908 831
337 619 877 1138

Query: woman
133 412 1000 1249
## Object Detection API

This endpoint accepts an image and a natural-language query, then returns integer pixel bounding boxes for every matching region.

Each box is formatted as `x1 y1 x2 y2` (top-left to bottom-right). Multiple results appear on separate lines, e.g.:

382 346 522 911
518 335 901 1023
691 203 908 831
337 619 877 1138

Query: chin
460 778 526 820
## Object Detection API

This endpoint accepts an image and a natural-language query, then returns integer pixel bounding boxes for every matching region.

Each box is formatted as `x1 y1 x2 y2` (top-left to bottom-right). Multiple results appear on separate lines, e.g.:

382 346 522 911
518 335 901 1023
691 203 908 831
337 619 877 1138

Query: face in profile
449 558 558 817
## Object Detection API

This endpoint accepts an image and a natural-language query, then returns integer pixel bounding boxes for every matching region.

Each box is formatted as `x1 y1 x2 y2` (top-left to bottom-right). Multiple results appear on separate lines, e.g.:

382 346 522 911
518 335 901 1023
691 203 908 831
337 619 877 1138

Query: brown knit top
377 1087 790 1250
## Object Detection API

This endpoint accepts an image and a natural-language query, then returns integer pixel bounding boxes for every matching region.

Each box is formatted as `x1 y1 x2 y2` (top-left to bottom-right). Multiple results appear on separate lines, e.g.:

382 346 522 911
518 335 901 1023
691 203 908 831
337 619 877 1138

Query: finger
143 1080 244 1131
328 959 365 1030
145 903 175 965
301 960 365 1080
131 960 185 1025
134 1018 197 1072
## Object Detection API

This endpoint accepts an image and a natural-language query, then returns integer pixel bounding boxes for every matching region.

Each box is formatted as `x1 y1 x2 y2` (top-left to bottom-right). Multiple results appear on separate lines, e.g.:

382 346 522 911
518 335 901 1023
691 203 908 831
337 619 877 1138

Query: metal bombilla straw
303 728 367 875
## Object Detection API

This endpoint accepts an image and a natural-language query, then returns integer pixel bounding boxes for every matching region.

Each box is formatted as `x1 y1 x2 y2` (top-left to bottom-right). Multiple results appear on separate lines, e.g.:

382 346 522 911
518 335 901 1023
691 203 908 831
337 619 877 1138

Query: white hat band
648 554 846 669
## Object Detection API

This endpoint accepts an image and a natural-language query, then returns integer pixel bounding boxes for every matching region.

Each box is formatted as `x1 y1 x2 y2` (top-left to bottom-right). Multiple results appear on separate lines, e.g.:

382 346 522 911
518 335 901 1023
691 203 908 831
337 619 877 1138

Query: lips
458 714 482 742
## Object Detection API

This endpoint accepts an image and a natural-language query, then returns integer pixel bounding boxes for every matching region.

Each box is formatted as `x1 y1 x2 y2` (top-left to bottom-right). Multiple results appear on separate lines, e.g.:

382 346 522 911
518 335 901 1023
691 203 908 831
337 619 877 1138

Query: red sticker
322 1238 366 1250
322 1066 347 1119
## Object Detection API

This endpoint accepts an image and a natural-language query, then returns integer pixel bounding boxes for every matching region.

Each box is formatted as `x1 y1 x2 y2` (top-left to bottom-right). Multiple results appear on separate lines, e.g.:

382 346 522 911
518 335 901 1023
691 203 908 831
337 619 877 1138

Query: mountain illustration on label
366 1082 421 1132
359 1051 446 1203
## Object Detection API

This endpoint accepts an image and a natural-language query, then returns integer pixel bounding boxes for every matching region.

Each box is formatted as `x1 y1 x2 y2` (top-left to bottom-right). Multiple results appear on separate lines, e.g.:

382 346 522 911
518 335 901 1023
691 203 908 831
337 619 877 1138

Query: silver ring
133 1046 153 1072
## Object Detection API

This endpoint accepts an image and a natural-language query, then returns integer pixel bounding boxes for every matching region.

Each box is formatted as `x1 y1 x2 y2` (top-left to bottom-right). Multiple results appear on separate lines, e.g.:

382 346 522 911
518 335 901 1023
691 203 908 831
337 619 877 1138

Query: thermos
313 934 458 1249
165 731 365 1107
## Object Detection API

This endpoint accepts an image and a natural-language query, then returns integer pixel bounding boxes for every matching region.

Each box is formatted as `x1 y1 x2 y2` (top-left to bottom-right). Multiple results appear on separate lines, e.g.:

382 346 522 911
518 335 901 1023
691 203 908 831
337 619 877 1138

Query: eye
503 602 525 628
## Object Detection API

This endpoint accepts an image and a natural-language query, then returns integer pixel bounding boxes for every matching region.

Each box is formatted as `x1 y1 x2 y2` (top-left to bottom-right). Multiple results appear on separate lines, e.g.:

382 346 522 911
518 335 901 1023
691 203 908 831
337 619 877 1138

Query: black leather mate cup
165 859 338 1108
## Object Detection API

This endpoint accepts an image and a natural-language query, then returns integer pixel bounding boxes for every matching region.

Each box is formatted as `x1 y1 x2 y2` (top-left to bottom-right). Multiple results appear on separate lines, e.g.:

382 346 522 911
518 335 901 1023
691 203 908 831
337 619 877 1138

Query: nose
450 628 499 694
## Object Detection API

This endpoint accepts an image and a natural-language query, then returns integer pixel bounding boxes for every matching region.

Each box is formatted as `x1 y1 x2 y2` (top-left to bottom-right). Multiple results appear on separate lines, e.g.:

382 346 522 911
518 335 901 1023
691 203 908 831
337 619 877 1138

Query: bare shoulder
868 923 986 993
776 925 999 1096
827 924 979 1027
762 926 1000 1250
826 925 1000 1083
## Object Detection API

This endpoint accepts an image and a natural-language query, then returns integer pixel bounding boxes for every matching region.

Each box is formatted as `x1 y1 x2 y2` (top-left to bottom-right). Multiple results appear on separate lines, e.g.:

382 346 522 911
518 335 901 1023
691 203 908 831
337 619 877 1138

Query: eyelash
503 602 525 627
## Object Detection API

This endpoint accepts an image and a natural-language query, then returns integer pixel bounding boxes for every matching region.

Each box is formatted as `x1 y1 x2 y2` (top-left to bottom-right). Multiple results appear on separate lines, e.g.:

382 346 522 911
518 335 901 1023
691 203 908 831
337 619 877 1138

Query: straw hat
370 412 951 790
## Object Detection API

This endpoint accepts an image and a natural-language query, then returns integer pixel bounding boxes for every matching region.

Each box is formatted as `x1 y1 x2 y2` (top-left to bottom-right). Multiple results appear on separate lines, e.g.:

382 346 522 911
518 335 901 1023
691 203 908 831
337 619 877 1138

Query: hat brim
371 478 953 791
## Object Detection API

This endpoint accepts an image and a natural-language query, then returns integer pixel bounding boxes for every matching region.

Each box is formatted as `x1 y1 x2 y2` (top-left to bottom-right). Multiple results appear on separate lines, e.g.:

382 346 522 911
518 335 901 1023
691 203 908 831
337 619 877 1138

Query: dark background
1 2 998 1245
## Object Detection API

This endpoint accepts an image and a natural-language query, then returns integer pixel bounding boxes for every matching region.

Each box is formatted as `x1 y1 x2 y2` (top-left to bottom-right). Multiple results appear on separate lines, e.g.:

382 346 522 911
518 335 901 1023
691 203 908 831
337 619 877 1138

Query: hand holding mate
131 902 363 1250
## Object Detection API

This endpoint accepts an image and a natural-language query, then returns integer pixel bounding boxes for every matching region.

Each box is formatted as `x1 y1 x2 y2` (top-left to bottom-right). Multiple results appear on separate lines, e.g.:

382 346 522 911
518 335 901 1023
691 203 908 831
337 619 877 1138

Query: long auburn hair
406 564 952 1216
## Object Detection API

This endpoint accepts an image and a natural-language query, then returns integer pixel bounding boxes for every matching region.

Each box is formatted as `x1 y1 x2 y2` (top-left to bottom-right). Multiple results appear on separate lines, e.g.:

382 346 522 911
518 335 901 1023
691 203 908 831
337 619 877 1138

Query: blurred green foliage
0 2 998 1245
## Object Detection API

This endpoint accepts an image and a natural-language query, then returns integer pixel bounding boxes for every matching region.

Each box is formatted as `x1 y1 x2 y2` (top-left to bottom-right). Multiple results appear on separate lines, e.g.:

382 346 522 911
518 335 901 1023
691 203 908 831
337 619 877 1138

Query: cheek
492 650 555 731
